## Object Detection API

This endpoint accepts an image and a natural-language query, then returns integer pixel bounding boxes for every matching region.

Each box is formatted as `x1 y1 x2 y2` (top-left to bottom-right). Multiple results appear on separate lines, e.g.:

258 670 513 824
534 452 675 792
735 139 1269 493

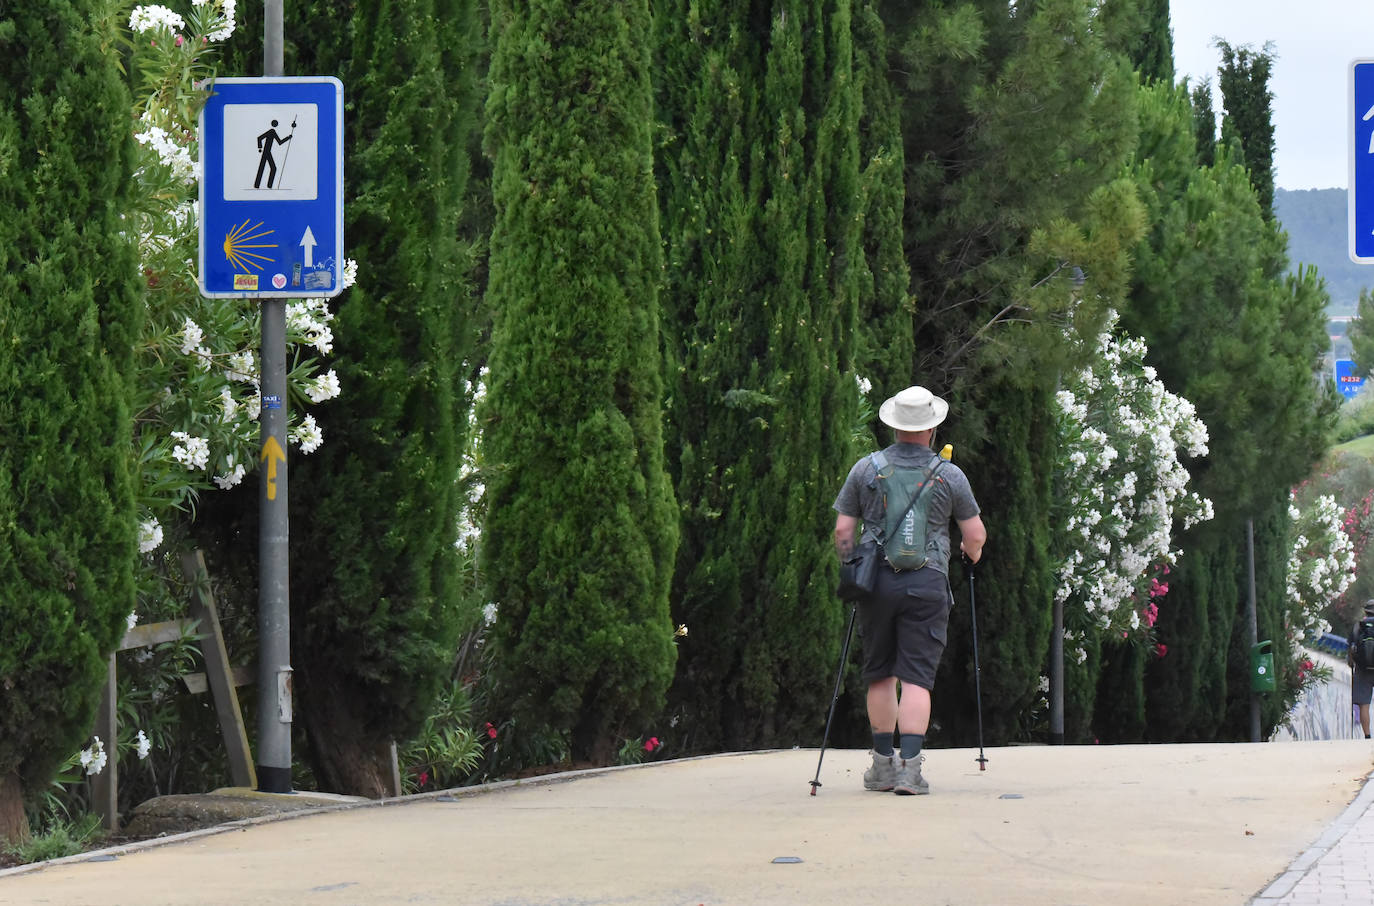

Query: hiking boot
863 751 896 791
893 755 929 795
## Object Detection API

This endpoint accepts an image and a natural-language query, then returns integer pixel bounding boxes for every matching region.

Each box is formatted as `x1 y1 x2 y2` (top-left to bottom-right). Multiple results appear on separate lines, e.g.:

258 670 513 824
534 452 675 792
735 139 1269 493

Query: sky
1170 1 1374 191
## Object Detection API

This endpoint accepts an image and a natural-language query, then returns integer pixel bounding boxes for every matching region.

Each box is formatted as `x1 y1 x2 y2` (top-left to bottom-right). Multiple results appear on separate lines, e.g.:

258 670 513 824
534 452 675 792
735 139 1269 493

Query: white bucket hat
879 386 949 432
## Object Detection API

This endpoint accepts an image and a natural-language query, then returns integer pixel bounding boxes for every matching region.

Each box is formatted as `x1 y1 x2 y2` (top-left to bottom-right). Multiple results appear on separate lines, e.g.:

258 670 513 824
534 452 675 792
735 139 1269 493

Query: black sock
872 730 894 757
900 733 924 761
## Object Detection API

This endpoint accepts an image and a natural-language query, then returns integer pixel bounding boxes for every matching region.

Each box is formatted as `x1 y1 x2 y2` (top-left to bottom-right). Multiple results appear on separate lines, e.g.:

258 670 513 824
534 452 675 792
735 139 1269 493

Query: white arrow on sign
299 225 317 267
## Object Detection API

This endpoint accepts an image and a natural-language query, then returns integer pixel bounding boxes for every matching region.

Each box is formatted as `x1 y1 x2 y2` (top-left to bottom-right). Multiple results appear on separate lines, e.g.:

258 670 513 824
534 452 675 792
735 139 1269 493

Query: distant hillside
1275 187 1374 315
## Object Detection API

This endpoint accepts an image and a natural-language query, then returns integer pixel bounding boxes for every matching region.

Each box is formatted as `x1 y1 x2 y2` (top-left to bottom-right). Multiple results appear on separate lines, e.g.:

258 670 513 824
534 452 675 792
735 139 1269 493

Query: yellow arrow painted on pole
260 435 286 500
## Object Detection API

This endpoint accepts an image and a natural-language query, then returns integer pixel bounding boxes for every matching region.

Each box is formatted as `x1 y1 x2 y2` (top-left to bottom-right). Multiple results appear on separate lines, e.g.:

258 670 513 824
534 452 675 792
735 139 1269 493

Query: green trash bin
1251 640 1276 693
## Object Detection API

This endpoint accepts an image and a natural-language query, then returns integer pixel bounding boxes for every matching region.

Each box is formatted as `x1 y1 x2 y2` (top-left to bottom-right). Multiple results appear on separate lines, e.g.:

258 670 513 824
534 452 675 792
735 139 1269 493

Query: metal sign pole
256 0 293 794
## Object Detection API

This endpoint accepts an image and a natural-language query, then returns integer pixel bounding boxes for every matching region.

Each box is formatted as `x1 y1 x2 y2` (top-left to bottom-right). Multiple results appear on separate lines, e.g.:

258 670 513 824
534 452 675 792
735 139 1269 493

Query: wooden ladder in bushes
91 550 255 832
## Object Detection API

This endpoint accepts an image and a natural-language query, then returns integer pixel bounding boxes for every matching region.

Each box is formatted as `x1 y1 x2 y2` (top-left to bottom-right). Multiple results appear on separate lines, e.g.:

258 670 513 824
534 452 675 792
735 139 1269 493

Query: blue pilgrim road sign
1351 61 1374 263
1336 359 1366 399
199 77 343 298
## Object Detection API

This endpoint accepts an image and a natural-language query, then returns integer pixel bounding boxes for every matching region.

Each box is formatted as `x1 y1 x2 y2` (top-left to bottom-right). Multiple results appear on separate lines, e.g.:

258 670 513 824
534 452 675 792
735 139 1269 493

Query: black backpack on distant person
1355 617 1374 670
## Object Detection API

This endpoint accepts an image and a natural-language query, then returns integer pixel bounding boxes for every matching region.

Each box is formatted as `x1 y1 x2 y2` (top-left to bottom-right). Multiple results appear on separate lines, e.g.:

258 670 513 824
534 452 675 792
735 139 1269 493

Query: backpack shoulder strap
866 451 888 489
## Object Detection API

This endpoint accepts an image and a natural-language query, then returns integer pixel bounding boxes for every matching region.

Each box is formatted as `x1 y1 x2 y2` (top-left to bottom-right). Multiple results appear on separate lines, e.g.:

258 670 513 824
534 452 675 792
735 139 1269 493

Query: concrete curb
0 748 778 881
1251 765 1374 901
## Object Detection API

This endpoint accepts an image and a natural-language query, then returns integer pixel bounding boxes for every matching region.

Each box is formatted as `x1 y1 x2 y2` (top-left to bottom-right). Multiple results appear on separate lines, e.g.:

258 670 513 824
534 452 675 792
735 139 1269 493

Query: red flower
1156 643 1168 658
484 721 497 739
418 770 429 787
644 737 660 753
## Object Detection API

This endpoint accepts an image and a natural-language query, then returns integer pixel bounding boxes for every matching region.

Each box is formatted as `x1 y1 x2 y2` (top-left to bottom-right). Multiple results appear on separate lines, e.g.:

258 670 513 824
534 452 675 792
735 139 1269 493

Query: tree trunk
0 768 28 846
298 674 394 798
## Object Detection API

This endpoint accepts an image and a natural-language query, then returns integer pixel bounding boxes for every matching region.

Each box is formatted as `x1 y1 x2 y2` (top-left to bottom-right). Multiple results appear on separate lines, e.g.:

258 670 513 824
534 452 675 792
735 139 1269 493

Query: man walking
833 385 986 795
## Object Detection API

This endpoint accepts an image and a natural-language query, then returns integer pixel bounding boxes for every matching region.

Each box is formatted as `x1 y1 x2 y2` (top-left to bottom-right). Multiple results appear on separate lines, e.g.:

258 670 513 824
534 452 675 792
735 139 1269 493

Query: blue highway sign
199 77 343 297
1336 358 1366 399
1351 61 1374 263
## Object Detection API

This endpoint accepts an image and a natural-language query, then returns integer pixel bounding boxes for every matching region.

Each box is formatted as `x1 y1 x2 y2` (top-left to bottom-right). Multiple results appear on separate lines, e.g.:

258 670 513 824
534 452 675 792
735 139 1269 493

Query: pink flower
644 737 660 753
175 33 184 46
484 721 497 739
1156 643 1168 658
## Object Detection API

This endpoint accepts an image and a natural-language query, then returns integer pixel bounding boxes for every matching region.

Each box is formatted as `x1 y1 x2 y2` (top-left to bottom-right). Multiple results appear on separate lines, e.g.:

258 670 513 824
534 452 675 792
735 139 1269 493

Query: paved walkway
3 651 1373 905
2 742 1372 905
1252 649 1374 904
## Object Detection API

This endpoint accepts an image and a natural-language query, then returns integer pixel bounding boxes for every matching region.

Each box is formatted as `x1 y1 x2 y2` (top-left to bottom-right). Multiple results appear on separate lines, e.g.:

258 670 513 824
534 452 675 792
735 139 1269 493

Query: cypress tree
654 0 861 751
1190 81 1217 169
1216 42 1277 221
482 0 679 762
852 0 913 406
1215 43 1332 739
1099 0 1174 85
0 0 141 840
209 0 484 794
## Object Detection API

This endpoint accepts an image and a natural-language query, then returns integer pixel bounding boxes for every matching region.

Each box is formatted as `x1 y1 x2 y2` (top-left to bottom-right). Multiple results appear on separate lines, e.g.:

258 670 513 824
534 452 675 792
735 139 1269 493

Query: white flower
135 729 152 761
206 0 237 42
226 351 257 384
1052 308 1211 637
81 737 107 776
287 300 335 355
342 258 359 289
856 374 873 395
129 5 185 33
213 456 246 490
482 601 498 626
126 612 139 633
170 431 211 470
135 125 196 184
305 369 342 403
180 318 205 356
219 386 238 422
290 414 323 454
138 517 163 553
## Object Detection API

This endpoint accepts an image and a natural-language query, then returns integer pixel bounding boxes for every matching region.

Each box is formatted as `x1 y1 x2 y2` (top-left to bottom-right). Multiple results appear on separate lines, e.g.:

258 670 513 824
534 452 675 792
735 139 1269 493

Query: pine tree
881 0 1142 744
1350 289 1374 377
653 0 862 751
0 0 141 841
209 0 484 795
482 0 679 762
1124 65 1331 740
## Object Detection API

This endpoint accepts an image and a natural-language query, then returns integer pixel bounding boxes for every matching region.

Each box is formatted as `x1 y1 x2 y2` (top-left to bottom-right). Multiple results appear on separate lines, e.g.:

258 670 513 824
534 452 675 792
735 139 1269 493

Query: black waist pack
837 539 880 601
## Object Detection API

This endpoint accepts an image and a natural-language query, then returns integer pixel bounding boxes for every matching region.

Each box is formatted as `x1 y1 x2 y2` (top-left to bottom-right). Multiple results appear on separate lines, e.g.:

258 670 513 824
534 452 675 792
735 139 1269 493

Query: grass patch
1334 434 1374 459
4 814 102 865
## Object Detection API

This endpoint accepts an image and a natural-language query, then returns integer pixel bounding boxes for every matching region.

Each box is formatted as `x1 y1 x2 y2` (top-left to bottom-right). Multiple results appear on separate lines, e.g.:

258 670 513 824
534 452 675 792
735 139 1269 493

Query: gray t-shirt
832 442 981 575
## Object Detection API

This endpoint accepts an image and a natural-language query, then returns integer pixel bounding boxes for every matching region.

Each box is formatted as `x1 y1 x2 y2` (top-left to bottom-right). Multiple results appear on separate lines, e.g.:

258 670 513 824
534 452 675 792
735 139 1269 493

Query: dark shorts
857 564 953 690
1355 667 1374 705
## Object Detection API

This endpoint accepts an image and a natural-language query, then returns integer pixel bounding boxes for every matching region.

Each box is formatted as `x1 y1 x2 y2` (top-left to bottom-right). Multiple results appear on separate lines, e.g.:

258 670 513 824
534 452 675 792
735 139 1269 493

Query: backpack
869 451 948 570
1356 617 1374 669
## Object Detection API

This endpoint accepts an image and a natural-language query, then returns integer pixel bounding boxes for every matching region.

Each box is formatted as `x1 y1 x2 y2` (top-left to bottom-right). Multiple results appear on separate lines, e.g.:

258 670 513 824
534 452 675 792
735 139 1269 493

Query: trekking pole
966 556 988 771
810 603 858 796
278 114 298 188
